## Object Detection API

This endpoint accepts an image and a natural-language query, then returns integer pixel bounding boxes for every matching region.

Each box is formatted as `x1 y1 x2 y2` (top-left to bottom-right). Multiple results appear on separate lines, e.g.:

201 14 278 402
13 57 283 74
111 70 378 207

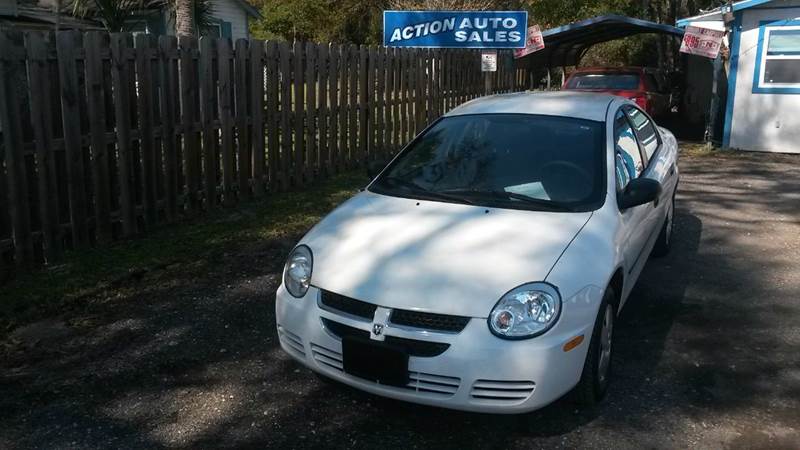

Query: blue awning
516 14 685 69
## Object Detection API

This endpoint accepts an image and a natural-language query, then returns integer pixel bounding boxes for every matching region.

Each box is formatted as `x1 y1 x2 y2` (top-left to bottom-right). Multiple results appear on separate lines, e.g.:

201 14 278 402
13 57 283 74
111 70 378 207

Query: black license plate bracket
342 336 409 387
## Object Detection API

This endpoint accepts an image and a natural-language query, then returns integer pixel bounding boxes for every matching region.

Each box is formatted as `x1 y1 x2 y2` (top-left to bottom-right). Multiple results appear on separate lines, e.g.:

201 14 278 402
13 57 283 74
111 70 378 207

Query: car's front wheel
575 288 615 406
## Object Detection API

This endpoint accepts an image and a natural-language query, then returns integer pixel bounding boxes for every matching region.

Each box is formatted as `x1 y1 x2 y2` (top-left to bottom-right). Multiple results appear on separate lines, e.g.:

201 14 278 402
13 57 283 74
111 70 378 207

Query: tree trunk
175 0 195 37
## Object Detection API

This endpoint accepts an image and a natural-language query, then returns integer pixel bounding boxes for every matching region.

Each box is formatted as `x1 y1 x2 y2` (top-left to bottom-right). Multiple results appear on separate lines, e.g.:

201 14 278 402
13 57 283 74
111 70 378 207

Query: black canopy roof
516 14 685 69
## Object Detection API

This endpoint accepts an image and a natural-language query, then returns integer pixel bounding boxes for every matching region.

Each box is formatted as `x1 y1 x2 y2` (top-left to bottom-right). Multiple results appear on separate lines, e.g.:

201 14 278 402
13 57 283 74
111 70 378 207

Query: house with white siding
0 0 260 40
678 0 800 154
130 0 260 40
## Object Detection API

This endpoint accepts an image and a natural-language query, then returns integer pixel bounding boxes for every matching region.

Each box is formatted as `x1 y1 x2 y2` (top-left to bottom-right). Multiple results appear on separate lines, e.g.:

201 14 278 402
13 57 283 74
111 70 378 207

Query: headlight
488 283 561 339
284 245 313 298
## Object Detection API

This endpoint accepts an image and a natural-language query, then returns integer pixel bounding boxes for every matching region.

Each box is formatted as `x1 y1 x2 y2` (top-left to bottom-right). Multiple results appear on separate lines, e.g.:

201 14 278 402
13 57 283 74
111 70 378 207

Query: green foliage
69 0 215 34
250 0 385 44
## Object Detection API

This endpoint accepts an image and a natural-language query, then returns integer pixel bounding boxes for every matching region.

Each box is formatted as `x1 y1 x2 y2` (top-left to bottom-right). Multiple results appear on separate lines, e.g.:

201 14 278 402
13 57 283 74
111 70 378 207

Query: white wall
211 0 249 40
729 5 800 153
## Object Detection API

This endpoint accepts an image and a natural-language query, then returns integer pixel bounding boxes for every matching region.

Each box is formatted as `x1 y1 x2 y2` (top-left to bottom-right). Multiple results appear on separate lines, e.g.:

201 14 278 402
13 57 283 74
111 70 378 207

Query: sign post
481 50 497 94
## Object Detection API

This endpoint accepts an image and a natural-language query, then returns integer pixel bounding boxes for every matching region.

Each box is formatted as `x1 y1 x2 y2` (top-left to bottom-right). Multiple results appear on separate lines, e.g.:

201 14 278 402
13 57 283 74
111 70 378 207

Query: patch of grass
1 171 365 329
680 141 719 157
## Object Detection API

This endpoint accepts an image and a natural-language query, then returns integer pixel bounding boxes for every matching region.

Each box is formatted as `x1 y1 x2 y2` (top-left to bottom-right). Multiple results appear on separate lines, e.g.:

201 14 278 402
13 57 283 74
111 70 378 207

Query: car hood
301 191 593 318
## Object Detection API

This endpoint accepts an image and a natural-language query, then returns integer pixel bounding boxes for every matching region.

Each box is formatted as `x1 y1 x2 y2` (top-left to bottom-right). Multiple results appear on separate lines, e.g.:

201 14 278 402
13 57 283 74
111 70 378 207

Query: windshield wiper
380 176 475 205
441 189 576 212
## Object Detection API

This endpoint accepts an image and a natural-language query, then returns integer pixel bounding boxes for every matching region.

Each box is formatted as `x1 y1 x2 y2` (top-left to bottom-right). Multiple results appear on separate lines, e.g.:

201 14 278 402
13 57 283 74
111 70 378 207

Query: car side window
614 110 644 191
624 106 660 161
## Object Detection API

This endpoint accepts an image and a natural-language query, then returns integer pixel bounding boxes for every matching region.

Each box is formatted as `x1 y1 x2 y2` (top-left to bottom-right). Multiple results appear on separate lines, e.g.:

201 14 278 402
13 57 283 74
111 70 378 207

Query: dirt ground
1 150 799 449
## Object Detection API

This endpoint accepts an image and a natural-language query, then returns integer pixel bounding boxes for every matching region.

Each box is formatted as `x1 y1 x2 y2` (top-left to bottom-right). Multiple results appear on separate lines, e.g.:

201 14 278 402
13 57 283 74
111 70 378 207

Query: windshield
369 114 605 212
566 73 641 90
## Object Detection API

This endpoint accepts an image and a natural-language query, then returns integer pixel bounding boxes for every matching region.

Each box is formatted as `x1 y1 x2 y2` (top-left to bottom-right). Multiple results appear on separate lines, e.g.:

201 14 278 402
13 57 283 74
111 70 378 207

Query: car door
613 108 651 282
624 105 673 261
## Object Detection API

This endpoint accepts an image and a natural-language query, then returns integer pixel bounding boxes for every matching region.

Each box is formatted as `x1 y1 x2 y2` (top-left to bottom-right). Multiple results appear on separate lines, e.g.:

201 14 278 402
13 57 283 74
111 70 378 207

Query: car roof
444 91 617 122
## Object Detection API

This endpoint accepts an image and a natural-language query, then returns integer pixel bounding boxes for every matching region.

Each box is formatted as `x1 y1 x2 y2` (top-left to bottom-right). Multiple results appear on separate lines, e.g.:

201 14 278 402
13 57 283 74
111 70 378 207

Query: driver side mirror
367 159 389 180
618 178 662 210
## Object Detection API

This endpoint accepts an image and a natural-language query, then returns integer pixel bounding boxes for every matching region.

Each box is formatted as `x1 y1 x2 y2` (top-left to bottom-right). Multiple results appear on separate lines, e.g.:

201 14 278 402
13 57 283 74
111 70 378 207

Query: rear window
566 73 640 90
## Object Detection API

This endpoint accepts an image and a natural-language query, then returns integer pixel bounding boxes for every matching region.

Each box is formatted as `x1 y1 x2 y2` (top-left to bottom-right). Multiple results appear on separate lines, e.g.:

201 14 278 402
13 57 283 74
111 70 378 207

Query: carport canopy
516 14 685 70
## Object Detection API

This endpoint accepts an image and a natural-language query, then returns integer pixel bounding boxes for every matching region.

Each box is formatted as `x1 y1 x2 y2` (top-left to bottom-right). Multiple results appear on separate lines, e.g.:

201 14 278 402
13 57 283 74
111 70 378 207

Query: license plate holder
342 337 409 387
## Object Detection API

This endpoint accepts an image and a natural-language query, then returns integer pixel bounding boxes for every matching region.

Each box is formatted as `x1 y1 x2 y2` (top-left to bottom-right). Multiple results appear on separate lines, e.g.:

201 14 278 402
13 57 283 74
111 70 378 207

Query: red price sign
680 25 724 59
514 25 545 59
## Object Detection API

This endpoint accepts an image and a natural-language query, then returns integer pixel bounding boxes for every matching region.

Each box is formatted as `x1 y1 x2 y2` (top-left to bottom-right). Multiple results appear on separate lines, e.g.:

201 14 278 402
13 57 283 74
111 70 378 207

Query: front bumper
275 285 598 414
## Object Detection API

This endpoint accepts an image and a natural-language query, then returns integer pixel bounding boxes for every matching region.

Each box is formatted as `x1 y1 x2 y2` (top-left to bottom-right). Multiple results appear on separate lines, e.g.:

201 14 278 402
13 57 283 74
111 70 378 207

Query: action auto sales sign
383 11 528 48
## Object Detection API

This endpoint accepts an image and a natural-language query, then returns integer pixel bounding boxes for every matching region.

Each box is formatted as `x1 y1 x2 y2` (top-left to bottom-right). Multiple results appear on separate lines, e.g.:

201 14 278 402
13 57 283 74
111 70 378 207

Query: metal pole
705 54 723 146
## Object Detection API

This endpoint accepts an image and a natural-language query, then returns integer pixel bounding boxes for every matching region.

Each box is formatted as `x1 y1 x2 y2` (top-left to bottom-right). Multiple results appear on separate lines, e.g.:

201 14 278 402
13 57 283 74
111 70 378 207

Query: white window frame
754 23 800 93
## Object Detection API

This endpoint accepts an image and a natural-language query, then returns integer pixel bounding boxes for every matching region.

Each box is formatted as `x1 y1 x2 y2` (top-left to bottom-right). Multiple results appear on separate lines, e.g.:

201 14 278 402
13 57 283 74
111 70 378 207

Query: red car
563 67 670 118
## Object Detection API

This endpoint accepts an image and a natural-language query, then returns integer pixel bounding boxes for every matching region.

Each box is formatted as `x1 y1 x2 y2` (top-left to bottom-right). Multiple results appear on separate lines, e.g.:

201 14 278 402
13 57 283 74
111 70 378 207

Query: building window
753 21 800 94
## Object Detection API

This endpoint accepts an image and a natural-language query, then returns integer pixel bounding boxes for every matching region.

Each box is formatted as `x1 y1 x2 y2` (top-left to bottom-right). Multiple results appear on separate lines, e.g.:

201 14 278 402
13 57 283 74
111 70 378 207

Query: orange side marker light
563 335 585 352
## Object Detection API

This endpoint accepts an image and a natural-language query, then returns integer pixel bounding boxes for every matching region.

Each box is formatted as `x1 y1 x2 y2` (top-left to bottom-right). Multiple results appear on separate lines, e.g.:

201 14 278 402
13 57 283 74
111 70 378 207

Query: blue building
679 0 800 153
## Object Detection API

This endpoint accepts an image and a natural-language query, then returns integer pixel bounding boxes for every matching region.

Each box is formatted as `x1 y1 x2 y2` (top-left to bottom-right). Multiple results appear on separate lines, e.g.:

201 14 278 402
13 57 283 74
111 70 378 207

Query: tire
651 194 675 258
575 288 616 406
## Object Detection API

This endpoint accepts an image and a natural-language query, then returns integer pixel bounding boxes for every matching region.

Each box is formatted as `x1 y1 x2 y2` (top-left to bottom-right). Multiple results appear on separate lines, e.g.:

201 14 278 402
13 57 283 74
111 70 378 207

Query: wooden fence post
338 44 349 171
218 38 236 206
56 30 90 248
278 41 292 190
317 44 329 176
84 31 113 242
134 33 159 228
178 36 201 214
376 46 386 158
0 31 34 266
234 39 251 200
198 36 218 209
250 39 265 197
328 43 340 175
265 41 280 191
305 41 317 183
158 35 180 222
348 44 358 167
364 45 374 161
25 32 62 263
110 33 137 236
292 40 305 187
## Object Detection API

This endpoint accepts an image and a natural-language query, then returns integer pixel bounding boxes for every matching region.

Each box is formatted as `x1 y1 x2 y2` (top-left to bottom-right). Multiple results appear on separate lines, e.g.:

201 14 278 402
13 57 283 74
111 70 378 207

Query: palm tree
70 0 214 35
174 0 194 36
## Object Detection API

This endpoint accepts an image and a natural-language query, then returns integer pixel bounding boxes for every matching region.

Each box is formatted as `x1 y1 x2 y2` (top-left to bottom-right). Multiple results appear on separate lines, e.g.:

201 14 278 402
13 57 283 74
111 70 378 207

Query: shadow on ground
1 152 799 449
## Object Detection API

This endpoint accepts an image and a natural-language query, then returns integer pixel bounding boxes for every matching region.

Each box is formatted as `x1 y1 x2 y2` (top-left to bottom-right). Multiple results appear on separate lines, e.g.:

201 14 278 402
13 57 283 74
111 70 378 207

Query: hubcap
598 305 614 384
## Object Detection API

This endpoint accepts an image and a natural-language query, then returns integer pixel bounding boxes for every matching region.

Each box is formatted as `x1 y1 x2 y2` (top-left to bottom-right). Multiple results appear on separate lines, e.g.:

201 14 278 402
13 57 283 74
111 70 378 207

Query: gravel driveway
2 151 799 449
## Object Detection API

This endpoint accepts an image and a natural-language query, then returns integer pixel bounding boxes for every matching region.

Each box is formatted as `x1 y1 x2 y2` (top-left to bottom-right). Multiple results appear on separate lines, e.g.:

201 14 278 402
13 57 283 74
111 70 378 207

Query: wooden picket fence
0 29 533 276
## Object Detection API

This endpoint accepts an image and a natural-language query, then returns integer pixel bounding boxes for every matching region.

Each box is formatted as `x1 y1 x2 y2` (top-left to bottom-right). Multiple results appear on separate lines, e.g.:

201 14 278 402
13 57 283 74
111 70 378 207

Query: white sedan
275 91 679 413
